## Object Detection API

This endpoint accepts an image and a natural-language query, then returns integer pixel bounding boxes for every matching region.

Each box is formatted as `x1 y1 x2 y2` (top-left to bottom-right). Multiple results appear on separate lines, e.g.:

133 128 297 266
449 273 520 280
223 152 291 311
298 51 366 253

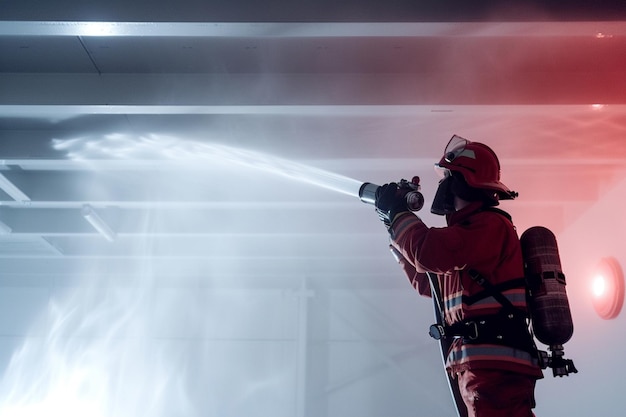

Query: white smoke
0 133 355 417
0 272 195 417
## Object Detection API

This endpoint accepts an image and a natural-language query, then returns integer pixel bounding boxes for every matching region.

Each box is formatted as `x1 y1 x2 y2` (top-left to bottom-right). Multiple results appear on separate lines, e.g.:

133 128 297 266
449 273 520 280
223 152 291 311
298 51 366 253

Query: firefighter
374 135 543 417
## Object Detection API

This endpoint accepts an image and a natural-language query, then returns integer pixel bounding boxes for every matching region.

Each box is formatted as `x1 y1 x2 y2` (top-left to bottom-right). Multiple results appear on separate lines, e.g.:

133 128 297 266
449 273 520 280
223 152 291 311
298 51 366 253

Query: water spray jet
53 133 367 199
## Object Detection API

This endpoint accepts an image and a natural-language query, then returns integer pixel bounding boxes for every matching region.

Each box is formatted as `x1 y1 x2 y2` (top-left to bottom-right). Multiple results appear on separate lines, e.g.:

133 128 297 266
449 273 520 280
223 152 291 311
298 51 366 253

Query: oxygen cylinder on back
520 226 577 376
520 226 573 346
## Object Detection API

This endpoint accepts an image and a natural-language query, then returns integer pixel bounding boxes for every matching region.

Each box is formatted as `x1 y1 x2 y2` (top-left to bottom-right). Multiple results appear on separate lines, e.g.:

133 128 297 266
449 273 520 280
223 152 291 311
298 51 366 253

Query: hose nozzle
358 177 424 212
358 182 380 206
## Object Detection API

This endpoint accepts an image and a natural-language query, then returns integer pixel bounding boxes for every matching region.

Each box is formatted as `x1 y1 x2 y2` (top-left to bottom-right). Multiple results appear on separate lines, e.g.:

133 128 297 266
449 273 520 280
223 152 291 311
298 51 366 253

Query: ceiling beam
2 74 625 107
1 21 625 38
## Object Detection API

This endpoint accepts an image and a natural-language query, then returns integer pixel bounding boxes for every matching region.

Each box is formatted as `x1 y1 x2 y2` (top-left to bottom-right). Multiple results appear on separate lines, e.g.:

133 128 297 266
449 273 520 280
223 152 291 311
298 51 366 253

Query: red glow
591 258 625 320
592 274 606 297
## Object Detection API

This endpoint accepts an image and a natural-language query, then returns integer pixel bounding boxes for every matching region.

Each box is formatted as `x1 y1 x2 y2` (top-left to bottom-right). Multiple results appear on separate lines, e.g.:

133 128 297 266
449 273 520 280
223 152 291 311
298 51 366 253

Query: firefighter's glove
374 183 409 227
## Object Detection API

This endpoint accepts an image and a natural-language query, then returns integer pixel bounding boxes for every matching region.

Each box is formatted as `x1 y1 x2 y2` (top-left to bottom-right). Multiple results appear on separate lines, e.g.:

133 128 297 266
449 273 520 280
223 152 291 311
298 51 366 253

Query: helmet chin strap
454 196 472 211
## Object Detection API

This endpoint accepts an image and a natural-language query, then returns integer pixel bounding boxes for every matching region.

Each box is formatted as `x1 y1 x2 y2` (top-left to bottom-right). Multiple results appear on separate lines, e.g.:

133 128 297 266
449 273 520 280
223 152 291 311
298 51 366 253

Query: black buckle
429 321 480 341
429 324 445 340
464 321 479 340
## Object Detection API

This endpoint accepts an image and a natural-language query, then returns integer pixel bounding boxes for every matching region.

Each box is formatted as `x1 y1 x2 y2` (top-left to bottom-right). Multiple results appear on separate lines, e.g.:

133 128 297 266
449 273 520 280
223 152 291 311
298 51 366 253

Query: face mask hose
359 177 425 212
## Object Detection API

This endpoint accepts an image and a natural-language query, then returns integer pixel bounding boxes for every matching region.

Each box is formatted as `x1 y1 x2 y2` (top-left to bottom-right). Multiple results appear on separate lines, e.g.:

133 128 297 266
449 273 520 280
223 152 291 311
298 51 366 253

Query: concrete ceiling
0 18 624 282
0 2 625 416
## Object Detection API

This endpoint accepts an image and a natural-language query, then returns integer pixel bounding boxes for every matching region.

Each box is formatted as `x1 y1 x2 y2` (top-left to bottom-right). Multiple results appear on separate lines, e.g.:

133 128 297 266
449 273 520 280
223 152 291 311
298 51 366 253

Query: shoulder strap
467 269 525 317
482 207 513 222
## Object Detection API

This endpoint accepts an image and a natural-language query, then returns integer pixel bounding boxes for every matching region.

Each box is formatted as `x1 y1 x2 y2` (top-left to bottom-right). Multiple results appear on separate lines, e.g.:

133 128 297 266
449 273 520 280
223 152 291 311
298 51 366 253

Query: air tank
520 226 574 346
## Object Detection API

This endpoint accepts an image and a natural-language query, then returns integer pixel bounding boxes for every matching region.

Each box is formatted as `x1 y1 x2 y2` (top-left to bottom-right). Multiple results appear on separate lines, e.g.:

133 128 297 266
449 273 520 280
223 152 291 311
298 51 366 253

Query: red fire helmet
435 135 517 200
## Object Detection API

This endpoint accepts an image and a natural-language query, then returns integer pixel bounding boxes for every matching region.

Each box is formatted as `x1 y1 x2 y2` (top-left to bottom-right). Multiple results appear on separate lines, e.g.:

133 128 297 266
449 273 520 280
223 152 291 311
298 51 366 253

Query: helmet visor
443 134 470 163
434 134 470 177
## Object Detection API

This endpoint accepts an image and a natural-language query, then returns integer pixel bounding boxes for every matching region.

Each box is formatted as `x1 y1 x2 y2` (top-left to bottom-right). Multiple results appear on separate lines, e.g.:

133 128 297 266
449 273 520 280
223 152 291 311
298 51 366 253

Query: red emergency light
591 257 624 320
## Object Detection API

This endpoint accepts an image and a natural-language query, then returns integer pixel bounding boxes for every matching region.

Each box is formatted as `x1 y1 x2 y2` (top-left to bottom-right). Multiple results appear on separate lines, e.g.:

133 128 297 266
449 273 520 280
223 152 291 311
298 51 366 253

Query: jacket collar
446 201 485 226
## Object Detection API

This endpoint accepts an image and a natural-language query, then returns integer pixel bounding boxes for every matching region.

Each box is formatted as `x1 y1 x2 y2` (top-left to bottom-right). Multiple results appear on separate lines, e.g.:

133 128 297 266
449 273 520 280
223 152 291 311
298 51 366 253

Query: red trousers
456 369 537 417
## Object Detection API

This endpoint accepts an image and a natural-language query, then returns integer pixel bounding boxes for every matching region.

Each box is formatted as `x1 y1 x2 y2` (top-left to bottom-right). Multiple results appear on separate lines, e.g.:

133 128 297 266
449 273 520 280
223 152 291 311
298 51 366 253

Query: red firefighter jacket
389 201 543 378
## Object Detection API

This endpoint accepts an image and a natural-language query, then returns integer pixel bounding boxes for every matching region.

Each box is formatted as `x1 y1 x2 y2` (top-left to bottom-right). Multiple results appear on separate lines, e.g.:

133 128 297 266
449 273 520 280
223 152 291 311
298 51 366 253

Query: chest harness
428 269 536 353
428 209 537 354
